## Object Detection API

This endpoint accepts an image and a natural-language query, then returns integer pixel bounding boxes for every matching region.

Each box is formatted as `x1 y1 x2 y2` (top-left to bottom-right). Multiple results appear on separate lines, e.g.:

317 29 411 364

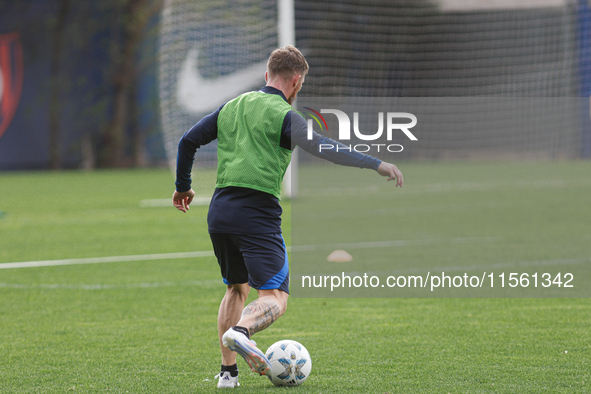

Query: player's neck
266 81 292 103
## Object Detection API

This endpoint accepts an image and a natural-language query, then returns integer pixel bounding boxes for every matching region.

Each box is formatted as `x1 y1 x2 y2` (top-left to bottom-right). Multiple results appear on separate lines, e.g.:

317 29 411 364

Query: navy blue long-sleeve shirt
176 86 381 234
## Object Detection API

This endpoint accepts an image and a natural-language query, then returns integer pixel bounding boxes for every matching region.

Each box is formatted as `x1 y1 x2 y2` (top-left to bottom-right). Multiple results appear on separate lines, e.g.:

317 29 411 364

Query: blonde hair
267 45 309 79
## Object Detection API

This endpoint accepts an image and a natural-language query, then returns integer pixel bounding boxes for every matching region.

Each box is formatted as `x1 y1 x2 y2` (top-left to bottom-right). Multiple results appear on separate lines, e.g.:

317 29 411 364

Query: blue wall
0 0 163 170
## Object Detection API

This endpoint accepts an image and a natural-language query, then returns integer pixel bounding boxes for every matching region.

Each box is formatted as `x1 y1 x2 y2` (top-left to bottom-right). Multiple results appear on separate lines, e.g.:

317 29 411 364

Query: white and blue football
265 340 312 386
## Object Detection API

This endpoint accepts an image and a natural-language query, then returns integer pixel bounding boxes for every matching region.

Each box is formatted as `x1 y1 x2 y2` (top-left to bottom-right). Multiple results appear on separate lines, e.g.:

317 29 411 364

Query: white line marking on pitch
290 237 496 252
0 279 221 290
0 251 214 270
0 237 496 270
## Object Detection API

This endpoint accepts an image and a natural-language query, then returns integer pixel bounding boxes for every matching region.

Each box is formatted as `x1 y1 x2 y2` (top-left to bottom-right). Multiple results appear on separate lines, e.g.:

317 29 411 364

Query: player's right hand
172 189 196 213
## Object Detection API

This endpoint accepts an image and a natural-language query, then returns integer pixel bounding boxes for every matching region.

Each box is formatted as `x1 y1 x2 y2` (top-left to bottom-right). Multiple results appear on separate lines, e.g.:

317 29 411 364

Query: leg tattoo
241 298 282 336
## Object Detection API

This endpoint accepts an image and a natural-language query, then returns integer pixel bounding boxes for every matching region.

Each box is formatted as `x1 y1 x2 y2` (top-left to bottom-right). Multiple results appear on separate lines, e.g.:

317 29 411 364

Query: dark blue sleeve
285 111 382 170
175 105 224 192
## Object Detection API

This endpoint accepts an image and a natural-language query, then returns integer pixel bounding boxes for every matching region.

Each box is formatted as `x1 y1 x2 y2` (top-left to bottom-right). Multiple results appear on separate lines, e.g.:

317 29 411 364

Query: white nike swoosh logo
176 49 267 114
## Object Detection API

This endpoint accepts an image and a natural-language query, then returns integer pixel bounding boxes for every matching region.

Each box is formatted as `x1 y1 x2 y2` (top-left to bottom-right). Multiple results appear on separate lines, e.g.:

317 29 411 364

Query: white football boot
222 328 271 376
216 371 239 388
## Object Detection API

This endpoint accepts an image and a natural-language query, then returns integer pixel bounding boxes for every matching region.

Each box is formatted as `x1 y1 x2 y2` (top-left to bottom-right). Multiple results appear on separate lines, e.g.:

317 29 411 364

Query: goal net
158 0 279 169
159 0 589 169
294 0 587 160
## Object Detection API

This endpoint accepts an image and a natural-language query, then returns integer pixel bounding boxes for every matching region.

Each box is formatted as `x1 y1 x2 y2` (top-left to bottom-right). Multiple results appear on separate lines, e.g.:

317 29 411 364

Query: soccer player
172 46 403 388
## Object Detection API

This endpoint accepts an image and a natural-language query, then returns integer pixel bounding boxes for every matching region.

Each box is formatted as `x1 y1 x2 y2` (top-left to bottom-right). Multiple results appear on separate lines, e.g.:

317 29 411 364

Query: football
265 340 312 386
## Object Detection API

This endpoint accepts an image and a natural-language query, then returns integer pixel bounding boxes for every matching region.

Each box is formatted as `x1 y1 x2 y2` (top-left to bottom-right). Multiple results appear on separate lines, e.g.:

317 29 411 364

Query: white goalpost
278 0 298 200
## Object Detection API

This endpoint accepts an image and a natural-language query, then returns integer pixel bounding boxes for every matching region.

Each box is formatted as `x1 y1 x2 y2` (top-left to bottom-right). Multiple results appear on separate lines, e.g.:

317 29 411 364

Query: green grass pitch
0 162 590 393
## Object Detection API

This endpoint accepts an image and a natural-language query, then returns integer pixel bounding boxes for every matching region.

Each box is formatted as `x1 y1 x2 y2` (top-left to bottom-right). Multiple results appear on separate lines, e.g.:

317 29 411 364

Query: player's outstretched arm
376 161 403 187
290 113 403 187
173 189 195 213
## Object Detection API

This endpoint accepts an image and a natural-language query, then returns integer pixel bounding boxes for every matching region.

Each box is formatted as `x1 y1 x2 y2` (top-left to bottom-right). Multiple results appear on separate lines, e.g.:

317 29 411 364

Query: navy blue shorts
209 233 289 294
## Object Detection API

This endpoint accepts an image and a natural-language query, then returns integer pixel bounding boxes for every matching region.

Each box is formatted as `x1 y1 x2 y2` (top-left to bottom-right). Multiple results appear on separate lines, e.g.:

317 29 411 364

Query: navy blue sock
233 325 250 339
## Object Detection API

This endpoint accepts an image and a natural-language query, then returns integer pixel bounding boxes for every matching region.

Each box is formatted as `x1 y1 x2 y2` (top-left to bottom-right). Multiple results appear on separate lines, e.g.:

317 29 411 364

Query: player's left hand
173 189 195 213
376 162 403 187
